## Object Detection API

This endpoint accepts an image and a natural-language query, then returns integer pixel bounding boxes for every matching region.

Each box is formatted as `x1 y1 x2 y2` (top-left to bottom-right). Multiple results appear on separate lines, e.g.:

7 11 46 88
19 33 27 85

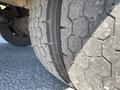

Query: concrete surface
0 37 68 90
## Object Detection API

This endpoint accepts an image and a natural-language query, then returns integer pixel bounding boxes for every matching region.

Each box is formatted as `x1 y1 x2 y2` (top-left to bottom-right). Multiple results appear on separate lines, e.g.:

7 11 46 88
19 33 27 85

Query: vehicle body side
0 0 30 9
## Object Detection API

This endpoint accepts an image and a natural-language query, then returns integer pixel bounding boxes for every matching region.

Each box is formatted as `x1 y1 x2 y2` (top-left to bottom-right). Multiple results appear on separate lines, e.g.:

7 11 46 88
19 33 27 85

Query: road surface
0 37 68 90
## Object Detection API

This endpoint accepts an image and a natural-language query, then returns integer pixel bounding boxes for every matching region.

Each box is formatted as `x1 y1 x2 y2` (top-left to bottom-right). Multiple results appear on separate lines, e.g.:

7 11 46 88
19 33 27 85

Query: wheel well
0 2 29 18
0 3 29 34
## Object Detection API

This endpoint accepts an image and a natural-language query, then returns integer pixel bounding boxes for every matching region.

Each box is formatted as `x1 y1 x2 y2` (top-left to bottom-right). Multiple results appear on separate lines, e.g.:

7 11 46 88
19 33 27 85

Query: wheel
29 0 120 89
1 17 30 46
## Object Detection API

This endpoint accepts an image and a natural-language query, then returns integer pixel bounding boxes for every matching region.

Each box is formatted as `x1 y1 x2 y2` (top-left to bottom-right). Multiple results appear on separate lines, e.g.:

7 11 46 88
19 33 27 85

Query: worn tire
29 0 120 89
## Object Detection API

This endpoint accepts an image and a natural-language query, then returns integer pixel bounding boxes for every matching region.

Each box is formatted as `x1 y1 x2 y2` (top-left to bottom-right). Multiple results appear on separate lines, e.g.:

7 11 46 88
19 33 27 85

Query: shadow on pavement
0 37 68 90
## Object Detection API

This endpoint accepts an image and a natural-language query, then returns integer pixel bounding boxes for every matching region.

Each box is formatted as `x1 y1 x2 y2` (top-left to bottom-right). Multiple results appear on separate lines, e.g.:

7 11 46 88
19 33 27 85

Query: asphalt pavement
0 37 68 90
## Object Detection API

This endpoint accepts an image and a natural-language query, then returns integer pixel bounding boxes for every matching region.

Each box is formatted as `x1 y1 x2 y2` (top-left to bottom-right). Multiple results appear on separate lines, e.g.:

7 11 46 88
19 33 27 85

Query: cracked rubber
29 0 120 89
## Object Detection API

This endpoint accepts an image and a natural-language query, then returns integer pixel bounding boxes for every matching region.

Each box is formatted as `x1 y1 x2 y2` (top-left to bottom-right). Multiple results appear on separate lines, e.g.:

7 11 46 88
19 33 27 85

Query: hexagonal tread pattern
68 1 120 90
29 0 120 89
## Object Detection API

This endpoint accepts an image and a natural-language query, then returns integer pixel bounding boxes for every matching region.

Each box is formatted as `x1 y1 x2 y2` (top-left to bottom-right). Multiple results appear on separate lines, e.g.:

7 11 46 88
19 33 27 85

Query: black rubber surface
1 27 30 46
46 0 70 83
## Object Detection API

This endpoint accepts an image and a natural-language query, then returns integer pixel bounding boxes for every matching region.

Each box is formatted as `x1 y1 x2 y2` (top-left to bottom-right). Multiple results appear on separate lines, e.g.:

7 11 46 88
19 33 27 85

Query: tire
1 17 30 46
29 0 120 89
1 27 30 46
